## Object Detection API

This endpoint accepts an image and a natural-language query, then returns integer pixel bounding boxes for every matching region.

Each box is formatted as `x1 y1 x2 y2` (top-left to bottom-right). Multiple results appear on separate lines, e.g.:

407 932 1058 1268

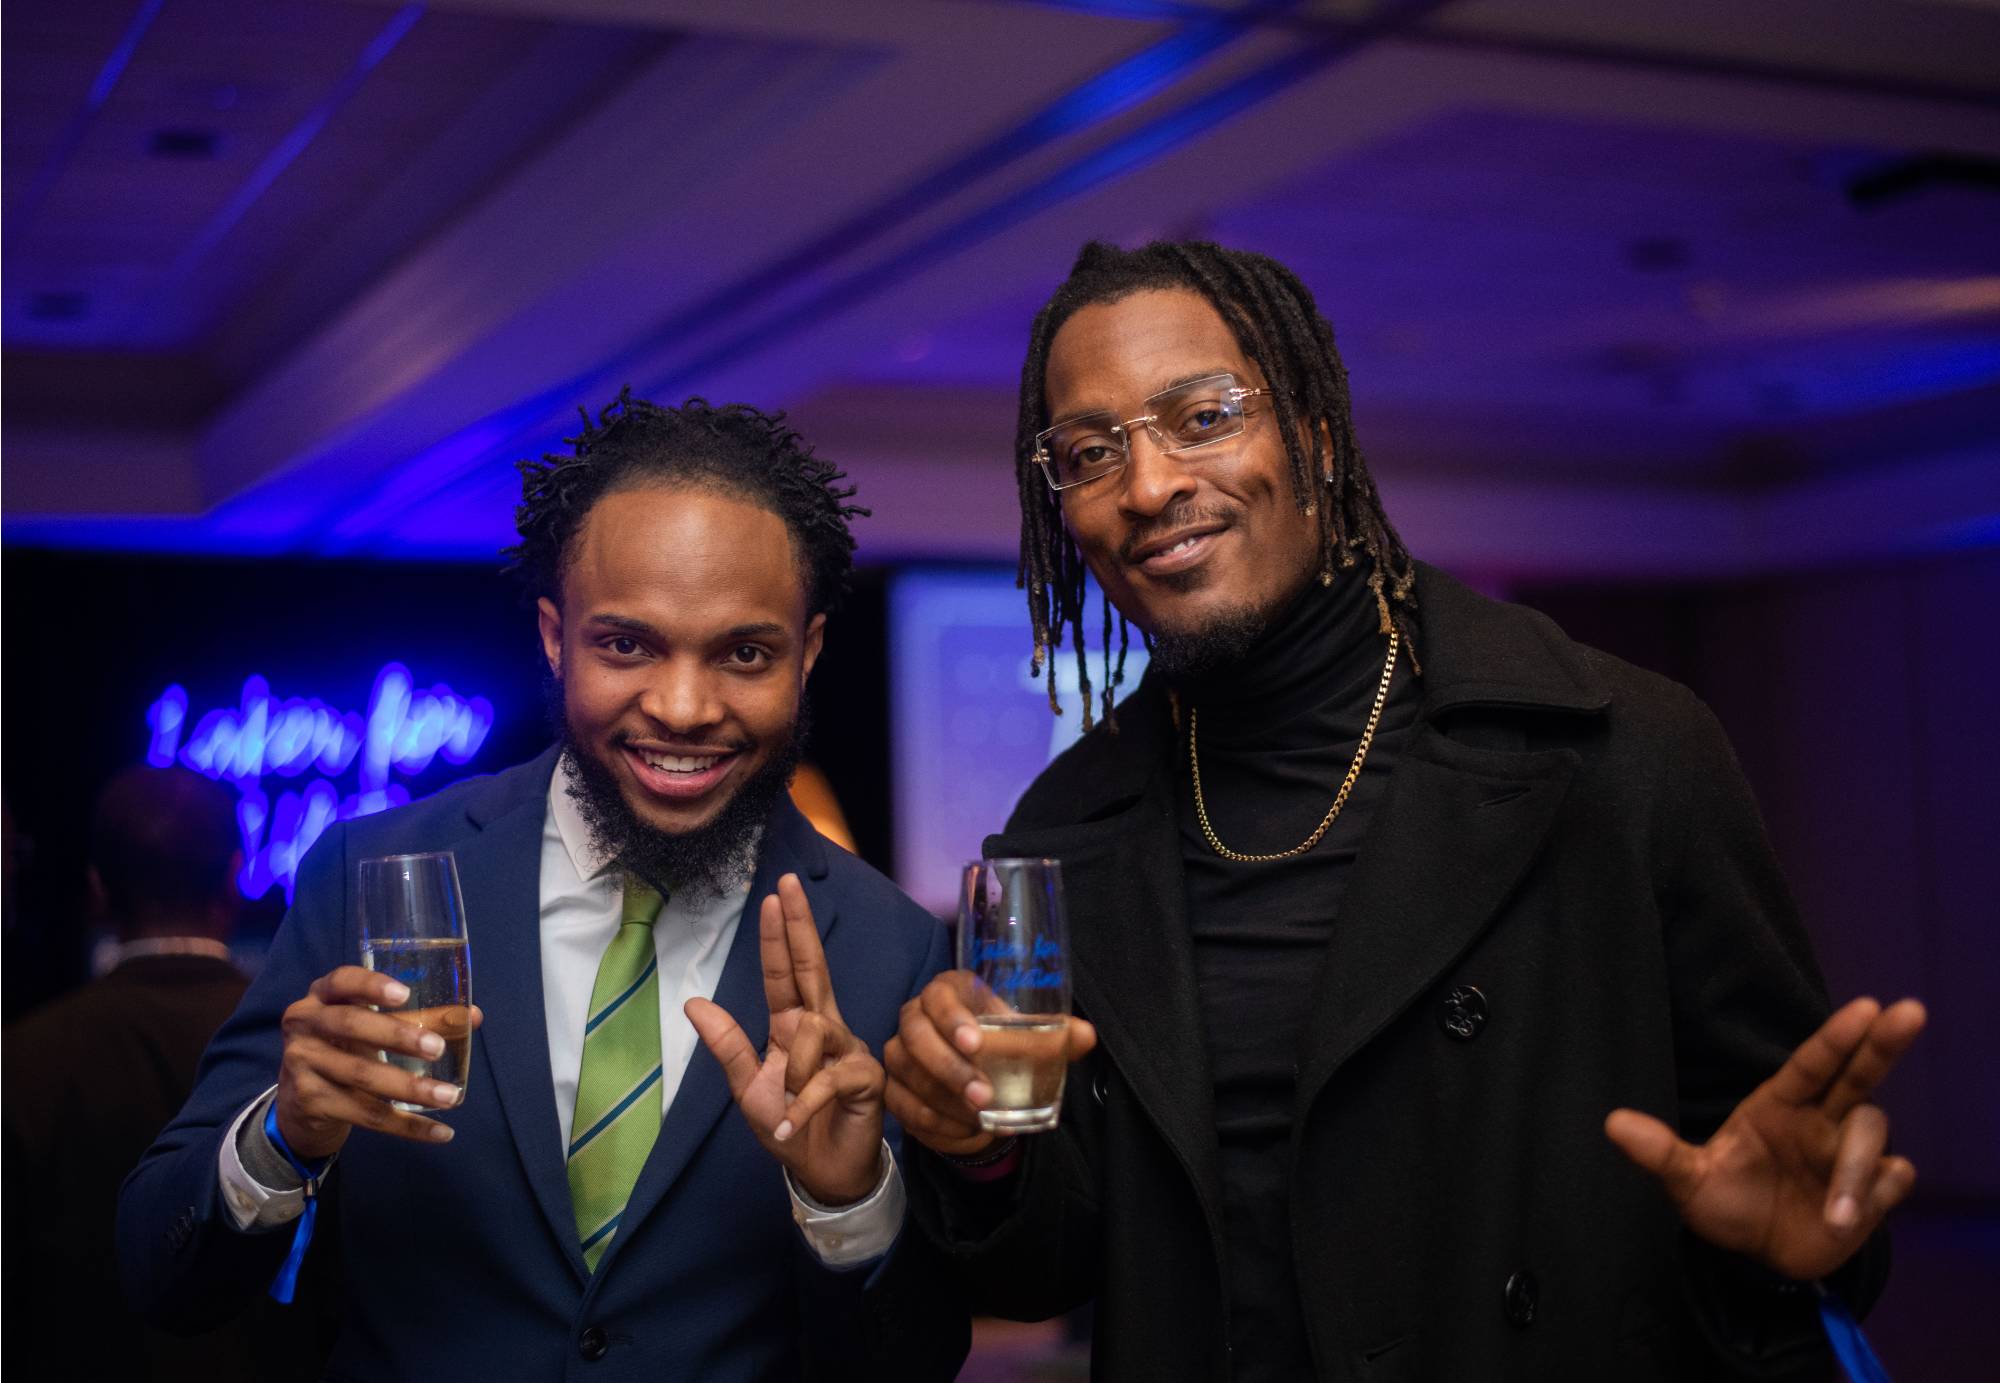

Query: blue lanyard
262 1101 330 1304
1819 1282 1893 1383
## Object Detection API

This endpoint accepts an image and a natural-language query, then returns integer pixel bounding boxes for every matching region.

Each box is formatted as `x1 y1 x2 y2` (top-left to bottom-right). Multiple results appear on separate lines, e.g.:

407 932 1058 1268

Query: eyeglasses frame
1032 373 1273 493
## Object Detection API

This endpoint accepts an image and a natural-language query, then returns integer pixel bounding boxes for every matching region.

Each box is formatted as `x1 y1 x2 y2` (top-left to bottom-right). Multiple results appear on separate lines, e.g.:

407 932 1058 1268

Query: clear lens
1153 378 1244 449
1040 414 1126 488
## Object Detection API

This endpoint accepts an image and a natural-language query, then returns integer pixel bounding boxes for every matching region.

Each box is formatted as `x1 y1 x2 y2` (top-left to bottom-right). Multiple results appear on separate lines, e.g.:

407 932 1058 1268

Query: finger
1604 1108 1705 1203
288 999 448 1061
886 1078 987 1144
1824 1105 1891 1231
1864 1155 1918 1222
776 874 835 1017
310 965 411 1009
1822 999 1927 1122
887 1029 986 1116
685 998 763 1102
759 893 800 1016
1761 998 1882 1108
920 973 986 1056
897 1002 989 1107
775 1053 883 1142
1065 1017 1099 1061
787 1012 830 1096
290 1035 463 1110
287 1063 455 1143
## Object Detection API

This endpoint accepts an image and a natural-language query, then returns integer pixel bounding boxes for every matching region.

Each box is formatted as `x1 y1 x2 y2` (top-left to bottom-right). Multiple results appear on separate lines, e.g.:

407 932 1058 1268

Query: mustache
1116 501 1238 565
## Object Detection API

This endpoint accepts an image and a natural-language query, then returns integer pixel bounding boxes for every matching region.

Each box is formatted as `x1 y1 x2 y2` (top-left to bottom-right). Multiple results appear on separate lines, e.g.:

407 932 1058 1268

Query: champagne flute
959 857 1071 1133
358 852 473 1111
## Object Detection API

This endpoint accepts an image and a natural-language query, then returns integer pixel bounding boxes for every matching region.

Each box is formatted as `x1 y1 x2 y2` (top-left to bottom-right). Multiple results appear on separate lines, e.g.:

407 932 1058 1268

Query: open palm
1605 996 1925 1281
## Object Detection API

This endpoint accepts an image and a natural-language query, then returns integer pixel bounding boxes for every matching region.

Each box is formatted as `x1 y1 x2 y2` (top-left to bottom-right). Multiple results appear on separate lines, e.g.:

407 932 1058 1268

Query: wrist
940 1136 1020 1181
267 1101 336 1175
794 1145 888 1210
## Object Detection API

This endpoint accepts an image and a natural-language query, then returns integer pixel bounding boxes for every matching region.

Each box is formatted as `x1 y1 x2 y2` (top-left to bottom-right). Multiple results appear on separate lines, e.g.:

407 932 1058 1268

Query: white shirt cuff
784 1140 903 1268
216 1086 307 1232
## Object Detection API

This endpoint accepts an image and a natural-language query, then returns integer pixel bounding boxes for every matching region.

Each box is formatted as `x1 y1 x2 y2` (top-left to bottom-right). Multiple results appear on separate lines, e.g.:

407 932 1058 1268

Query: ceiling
5 0 1999 577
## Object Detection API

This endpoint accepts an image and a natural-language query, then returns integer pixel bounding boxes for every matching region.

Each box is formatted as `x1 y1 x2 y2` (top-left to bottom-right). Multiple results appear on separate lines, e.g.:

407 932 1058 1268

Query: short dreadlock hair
1016 240 1417 728
506 390 868 616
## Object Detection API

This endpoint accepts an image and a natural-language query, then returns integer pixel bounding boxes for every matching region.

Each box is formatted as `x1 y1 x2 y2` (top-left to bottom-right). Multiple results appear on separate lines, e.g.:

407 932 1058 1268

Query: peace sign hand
686 873 886 1206
1605 996 1926 1282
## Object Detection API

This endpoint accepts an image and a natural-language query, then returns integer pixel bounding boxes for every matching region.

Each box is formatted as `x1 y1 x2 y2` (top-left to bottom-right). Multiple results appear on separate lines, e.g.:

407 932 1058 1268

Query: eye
726 644 770 668
607 636 643 657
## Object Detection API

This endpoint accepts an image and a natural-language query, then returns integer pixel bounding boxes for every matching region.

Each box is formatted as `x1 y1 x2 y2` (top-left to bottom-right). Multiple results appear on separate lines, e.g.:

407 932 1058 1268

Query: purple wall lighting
145 663 495 902
890 568 1148 913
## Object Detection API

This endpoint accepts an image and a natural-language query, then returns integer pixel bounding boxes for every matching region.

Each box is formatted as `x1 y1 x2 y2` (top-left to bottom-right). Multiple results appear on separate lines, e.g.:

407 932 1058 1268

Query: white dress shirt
218 758 902 1268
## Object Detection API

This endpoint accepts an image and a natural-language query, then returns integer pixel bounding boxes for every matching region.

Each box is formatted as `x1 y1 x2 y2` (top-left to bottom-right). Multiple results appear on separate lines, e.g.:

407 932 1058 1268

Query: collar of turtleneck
1170 566 1396 749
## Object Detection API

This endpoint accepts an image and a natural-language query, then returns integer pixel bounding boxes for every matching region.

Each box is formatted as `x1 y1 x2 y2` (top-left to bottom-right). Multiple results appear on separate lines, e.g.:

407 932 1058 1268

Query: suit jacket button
1091 1072 1108 1106
578 1326 609 1360
1441 985 1487 1041
1503 1270 1538 1327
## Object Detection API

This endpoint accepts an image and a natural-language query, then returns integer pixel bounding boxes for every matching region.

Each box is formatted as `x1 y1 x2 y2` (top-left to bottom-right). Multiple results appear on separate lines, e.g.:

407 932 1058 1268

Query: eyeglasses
1032 372 1271 492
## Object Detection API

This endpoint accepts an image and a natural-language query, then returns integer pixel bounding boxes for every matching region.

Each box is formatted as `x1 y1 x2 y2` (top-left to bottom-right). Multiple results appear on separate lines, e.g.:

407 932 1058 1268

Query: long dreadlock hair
506 388 868 616
1015 240 1418 730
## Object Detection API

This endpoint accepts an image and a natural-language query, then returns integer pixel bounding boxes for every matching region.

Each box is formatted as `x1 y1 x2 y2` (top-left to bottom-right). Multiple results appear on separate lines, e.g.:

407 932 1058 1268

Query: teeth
641 753 721 773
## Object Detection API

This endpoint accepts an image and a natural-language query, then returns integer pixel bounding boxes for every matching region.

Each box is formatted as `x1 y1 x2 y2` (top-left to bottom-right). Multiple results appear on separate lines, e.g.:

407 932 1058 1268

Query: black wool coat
906 564 1885 1382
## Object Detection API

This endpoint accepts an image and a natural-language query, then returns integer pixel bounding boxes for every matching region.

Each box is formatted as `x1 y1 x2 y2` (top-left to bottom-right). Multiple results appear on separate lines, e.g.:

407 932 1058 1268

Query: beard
1145 601 1276 679
552 679 808 903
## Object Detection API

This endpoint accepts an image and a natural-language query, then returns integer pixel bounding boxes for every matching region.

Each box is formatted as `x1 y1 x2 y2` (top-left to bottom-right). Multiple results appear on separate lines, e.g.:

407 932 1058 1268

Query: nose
1115 426 1197 518
637 659 724 737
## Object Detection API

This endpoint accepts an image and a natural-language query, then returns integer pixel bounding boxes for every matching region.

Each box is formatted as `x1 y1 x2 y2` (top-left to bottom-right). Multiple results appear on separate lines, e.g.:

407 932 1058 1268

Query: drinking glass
958 857 1071 1133
358 852 473 1111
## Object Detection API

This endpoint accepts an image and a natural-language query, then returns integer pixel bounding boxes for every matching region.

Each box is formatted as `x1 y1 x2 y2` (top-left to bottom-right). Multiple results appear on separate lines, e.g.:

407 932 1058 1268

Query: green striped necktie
568 873 666 1270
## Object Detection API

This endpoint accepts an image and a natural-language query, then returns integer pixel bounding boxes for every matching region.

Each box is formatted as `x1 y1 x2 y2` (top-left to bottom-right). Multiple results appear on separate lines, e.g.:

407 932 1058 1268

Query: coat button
1441 985 1487 1041
1091 1071 1108 1106
1503 1270 1538 1328
578 1326 609 1360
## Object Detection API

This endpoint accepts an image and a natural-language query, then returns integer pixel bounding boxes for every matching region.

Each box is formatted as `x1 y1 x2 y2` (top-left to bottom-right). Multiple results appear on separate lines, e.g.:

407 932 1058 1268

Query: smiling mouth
621 743 743 802
1131 527 1225 575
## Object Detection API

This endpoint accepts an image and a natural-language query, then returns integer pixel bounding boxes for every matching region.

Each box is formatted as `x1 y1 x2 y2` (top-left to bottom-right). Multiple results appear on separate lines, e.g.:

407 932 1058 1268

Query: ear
537 597 564 678
800 612 827 685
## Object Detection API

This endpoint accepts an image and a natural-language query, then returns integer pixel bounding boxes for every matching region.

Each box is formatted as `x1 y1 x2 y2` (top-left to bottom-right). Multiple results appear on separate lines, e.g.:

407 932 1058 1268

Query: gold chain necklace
1189 627 1399 863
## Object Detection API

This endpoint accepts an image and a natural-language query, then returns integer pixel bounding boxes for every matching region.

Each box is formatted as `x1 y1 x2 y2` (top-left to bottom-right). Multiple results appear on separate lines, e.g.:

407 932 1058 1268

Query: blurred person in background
3 764 312 1380
886 240 1926 1382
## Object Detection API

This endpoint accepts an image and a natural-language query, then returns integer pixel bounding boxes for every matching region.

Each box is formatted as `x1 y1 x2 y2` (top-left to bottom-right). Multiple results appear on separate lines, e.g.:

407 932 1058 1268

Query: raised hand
277 966 482 1160
686 873 885 1205
884 970 1098 1160
1605 996 1925 1281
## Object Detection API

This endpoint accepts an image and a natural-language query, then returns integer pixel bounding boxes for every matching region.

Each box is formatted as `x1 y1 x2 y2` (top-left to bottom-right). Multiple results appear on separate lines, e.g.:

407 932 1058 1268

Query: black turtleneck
1172 570 1420 1382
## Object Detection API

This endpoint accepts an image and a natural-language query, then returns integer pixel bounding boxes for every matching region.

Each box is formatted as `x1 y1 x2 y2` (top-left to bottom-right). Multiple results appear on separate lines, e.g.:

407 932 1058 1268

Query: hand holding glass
359 852 473 1111
958 858 1072 1133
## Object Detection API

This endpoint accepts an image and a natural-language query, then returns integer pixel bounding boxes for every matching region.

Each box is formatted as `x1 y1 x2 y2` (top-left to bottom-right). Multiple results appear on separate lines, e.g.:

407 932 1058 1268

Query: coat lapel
454 747 588 1282
987 702 1226 1233
1293 726 1576 1111
600 801 833 1269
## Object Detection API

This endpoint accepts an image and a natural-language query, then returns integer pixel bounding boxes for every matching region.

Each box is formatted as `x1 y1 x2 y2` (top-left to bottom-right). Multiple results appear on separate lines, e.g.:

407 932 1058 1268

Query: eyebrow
585 613 790 643
1049 368 1239 425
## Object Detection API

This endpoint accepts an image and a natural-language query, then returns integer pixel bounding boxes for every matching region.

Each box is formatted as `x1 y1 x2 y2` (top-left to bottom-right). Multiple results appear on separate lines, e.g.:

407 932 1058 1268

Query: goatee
554 683 808 902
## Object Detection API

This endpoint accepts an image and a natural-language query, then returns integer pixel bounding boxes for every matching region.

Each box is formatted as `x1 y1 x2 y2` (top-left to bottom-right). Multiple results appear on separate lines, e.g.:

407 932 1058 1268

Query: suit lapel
454 748 589 1282
600 801 832 1269
988 765 1225 1234
1294 726 1576 1111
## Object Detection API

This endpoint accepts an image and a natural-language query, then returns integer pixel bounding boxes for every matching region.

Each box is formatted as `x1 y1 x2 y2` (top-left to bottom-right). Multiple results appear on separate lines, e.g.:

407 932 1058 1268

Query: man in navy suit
119 394 969 1381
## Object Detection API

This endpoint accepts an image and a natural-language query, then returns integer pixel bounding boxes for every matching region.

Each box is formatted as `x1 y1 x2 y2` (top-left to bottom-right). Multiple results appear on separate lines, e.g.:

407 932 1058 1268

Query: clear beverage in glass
959 857 1071 1133
358 852 473 1110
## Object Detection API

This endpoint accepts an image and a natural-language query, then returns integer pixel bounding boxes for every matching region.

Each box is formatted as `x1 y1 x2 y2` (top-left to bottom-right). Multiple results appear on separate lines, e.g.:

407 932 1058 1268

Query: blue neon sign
146 663 495 902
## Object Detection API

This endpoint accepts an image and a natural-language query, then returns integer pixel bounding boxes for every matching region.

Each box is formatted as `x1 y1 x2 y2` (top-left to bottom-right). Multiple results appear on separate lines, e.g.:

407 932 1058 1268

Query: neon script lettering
146 664 494 902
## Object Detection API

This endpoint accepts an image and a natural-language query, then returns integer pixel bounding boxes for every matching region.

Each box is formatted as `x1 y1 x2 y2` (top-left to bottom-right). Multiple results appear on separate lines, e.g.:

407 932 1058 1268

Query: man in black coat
883 240 1925 1381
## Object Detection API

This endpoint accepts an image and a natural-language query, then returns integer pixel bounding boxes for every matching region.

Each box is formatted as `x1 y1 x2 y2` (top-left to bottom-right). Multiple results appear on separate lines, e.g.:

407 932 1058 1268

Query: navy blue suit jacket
119 748 968 1382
